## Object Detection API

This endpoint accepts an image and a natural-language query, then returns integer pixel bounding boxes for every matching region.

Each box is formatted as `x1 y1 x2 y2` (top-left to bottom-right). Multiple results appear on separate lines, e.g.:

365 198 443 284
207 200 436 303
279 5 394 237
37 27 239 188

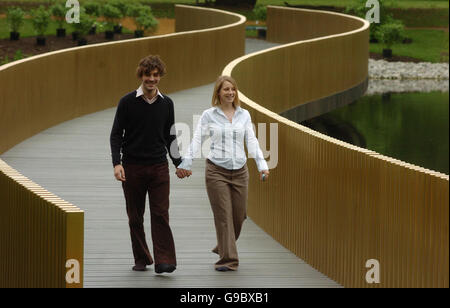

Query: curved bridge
1 5 448 288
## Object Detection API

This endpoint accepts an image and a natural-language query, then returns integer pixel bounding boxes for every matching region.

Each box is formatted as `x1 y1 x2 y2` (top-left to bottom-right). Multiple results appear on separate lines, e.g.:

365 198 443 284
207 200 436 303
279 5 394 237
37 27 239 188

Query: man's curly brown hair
136 55 166 78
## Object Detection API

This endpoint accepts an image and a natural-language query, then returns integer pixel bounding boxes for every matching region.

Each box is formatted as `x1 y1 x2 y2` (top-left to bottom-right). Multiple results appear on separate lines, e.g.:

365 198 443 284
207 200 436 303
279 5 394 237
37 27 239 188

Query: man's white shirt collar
136 85 164 104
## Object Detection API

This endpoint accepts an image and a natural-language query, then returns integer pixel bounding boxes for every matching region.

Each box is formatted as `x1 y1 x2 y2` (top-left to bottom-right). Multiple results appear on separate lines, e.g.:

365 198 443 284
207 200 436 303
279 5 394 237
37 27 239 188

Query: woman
177 75 270 271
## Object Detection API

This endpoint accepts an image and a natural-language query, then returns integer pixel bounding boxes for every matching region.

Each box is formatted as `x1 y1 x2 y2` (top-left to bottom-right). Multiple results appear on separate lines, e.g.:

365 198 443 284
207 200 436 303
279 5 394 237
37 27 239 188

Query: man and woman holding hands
110 55 269 274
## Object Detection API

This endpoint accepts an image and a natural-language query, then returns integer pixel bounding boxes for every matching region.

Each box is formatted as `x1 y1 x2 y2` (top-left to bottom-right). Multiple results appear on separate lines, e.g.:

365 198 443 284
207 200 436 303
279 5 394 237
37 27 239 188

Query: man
110 55 191 273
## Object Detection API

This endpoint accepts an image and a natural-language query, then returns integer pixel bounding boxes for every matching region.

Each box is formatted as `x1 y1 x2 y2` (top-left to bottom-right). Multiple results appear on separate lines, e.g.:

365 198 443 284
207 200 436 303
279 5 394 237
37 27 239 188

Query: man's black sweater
110 91 182 167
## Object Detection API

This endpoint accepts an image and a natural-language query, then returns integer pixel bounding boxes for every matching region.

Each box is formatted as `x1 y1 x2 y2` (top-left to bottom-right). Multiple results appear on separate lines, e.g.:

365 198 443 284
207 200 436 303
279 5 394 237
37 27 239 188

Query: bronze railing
0 5 245 288
224 6 449 288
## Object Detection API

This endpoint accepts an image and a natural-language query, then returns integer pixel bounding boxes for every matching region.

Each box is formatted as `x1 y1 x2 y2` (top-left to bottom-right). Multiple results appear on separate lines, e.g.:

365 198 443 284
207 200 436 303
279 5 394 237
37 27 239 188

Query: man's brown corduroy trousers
122 162 176 267
205 159 249 270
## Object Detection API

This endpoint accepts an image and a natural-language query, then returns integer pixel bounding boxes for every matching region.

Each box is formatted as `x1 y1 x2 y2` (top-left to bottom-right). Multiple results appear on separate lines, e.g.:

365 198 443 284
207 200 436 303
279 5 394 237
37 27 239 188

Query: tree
30 6 51 45
253 4 267 21
72 9 94 45
375 20 405 58
127 4 159 37
51 1 67 37
84 0 101 17
101 3 122 34
6 7 25 40
344 0 394 42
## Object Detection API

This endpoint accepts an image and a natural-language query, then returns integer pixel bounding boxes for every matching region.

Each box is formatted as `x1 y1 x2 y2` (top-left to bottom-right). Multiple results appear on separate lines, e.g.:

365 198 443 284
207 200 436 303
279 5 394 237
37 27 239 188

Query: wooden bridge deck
1 39 341 288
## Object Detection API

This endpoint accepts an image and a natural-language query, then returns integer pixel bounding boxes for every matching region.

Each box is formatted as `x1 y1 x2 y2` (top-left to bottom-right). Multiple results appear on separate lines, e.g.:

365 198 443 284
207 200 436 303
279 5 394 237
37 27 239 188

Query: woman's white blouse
178 106 269 172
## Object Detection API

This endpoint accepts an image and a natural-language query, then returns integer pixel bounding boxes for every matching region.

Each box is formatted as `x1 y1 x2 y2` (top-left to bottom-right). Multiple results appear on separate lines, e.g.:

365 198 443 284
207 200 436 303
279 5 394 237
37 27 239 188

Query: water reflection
297 91 449 175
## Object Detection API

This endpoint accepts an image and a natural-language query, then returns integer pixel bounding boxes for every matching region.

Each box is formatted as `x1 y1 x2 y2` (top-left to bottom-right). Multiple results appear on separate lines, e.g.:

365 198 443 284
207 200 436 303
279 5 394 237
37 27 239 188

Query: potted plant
30 6 51 46
71 31 79 41
135 9 158 38
73 10 94 46
101 4 122 39
253 4 267 23
127 4 158 38
345 0 393 43
375 20 405 59
252 4 267 39
51 1 66 37
85 0 101 34
6 7 25 41
110 0 130 34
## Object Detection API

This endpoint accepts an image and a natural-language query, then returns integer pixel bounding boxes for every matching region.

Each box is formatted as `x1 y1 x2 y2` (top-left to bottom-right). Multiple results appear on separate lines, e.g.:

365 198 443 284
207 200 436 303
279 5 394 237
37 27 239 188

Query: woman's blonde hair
211 75 240 108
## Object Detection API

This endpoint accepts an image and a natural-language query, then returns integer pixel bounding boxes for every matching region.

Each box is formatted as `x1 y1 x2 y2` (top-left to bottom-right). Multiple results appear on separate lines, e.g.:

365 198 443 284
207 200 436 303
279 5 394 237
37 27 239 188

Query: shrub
72 10 94 39
51 2 66 29
6 7 25 33
135 10 158 33
110 0 130 17
30 6 51 37
85 1 101 17
101 3 122 31
375 20 405 49
126 3 149 18
345 0 394 41
253 4 267 21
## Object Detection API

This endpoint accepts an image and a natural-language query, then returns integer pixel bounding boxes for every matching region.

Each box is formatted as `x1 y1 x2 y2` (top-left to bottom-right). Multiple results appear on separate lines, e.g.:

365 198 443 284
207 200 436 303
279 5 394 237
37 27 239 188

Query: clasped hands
176 168 192 179
176 168 269 181
116 165 268 181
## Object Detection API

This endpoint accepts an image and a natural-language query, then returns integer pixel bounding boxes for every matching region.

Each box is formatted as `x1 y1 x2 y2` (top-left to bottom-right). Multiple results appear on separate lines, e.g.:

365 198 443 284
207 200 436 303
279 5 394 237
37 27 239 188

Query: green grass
391 7 450 27
246 29 258 38
4 0 449 9
370 28 449 62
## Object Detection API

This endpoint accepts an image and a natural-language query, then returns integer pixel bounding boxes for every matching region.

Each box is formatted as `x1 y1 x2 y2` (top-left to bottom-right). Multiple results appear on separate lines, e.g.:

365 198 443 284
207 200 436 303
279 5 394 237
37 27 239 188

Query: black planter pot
89 25 96 35
113 25 122 34
10 31 20 41
382 48 392 58
134 30 144 38
216 0 256 7
57 28 66 37
257 28 266 39
72 32 79 41
77 38 87 46
36 36 46 46
105 30 114 40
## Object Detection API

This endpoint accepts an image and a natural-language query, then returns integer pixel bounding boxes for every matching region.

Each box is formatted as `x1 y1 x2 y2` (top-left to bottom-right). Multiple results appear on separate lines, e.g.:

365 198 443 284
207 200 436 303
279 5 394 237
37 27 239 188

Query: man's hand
176 168 192 179
114 165 126 182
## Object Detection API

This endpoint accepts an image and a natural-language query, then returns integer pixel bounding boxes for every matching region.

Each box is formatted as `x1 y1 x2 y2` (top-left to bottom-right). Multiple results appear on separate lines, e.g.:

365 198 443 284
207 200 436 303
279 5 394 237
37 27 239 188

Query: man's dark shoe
215 266 230 272
155 263 176 274
132 264 147 271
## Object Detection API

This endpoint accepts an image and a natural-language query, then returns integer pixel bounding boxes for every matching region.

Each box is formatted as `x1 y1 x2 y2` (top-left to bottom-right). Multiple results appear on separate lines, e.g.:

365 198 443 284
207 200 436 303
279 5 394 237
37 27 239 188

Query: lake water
299 91 449 175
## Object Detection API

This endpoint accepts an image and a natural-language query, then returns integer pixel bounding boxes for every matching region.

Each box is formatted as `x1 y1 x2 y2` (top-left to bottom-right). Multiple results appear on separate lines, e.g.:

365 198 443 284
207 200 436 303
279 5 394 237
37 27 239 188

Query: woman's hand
260 170 270 181
176 168 192 179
